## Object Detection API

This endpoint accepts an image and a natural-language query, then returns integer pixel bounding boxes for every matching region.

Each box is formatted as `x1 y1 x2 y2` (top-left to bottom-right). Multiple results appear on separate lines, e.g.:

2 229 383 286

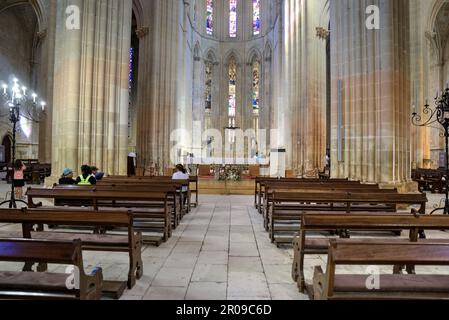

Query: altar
188 157 269 166
185 157 270 181
185 151 284 179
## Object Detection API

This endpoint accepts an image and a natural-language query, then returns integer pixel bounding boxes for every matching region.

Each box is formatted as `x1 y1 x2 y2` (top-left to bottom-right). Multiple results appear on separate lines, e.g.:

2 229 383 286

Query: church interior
0 0 448 301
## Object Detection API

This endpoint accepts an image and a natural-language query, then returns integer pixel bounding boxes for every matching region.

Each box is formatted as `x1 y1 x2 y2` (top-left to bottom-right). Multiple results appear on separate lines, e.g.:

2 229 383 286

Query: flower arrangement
218 165 242 181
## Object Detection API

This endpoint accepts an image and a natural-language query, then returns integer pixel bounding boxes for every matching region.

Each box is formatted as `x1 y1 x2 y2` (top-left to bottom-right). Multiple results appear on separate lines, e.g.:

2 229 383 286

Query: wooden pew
254 177 351 209
268 192 428 244
313 240 449 300
262 185 397 233
261 182 393 219
292 212 449 292
0 239 102 300
412 168 446 193
54 184 183 229
256 178 361 213
26 188 171 245
0 208 143 298
100 177 192 213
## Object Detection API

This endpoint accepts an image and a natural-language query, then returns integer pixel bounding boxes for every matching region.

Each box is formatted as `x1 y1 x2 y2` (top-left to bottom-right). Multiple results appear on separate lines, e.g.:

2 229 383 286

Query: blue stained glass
206 0 213 35
230 0 237 38
253 0 260 35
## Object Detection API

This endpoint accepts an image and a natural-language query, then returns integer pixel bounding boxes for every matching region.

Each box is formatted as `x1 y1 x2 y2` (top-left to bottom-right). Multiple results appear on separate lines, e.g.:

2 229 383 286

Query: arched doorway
1 135 11 164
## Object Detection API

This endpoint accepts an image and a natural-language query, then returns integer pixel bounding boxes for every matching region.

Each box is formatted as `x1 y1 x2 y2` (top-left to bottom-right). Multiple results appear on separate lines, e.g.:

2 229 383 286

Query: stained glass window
205 60 212 111
252 60 260 114
229 0 237 38
253 0 260 36
129 47 134 92
206 0 213 35
228 57 237 118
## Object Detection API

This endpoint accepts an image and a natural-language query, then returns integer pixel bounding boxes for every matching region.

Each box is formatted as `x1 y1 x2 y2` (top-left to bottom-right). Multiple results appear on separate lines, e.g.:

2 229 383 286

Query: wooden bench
256 179 363 214
100 177 192 213
313 240 449 300
268 192 427 244
292 212 449 292
412 168 446 194
262 182 395 220
0 239 102 300
0 208 143 298
26 188 171 245
254 177 352 211
54 184 183 229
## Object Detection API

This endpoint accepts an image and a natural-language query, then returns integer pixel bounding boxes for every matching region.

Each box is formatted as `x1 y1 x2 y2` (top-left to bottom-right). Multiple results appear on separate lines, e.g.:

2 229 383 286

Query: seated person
59 168 76 185
172 164 189 206
76 165 97 185
91 166 104 181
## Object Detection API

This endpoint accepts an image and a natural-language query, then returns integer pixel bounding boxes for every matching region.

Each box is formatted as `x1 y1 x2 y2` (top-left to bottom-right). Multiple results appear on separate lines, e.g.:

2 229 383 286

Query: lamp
0 77 47 208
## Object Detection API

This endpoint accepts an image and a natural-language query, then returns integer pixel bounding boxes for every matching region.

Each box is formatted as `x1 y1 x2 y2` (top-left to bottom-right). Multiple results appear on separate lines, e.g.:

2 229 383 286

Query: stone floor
0 184 448 300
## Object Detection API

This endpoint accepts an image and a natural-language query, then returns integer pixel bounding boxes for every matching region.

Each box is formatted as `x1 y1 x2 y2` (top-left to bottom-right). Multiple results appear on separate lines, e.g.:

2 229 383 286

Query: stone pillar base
379 181 419 193
44 176 60 188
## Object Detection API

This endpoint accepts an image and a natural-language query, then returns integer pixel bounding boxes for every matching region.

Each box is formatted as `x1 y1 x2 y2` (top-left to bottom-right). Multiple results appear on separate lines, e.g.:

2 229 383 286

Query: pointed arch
224 49 241 66
263 41 273 60
427 0 449 33
319 0 330 29
193 41 202 60
0 0 46 32
204 47 218 63
132 0 144 29
246 47 262 65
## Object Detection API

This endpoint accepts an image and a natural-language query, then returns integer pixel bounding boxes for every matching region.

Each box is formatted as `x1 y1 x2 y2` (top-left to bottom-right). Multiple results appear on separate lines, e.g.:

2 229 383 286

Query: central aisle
121 195 308 300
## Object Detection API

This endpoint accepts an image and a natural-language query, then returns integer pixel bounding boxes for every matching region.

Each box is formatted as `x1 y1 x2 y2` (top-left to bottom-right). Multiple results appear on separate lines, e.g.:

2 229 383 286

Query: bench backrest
0 208 133 227
0 238 82 266
54 184 178 193
272 191 427 205
99 179 190 187
301 213 449 230
328 240 449 266
27 188 169 201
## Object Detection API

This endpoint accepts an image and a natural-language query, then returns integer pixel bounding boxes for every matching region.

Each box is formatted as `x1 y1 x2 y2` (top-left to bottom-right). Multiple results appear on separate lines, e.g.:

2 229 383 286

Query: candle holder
0 77 46 208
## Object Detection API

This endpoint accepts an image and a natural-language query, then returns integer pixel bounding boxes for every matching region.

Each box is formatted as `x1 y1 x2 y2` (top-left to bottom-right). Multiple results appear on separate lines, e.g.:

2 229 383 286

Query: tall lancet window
206 0 213 35
253 0 261 36
229 0 237 38
252 60 260 115
228 57 237 122
205 60 213 112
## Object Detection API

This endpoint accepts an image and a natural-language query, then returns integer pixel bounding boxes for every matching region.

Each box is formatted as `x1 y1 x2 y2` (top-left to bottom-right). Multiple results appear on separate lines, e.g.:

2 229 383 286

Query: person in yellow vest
76 165 97 185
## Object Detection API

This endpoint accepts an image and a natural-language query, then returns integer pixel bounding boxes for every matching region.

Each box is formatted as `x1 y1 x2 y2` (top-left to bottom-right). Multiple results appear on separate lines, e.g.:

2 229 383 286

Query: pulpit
249 165 260 178
199 165 211 177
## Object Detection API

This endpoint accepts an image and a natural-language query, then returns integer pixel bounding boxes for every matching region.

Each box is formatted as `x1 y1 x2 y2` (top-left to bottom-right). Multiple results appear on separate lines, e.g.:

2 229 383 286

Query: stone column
192 47 204 160
281 0 328 176
37 0 56 164
136 0 180 173
50 0 132 183
330 0 414 190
